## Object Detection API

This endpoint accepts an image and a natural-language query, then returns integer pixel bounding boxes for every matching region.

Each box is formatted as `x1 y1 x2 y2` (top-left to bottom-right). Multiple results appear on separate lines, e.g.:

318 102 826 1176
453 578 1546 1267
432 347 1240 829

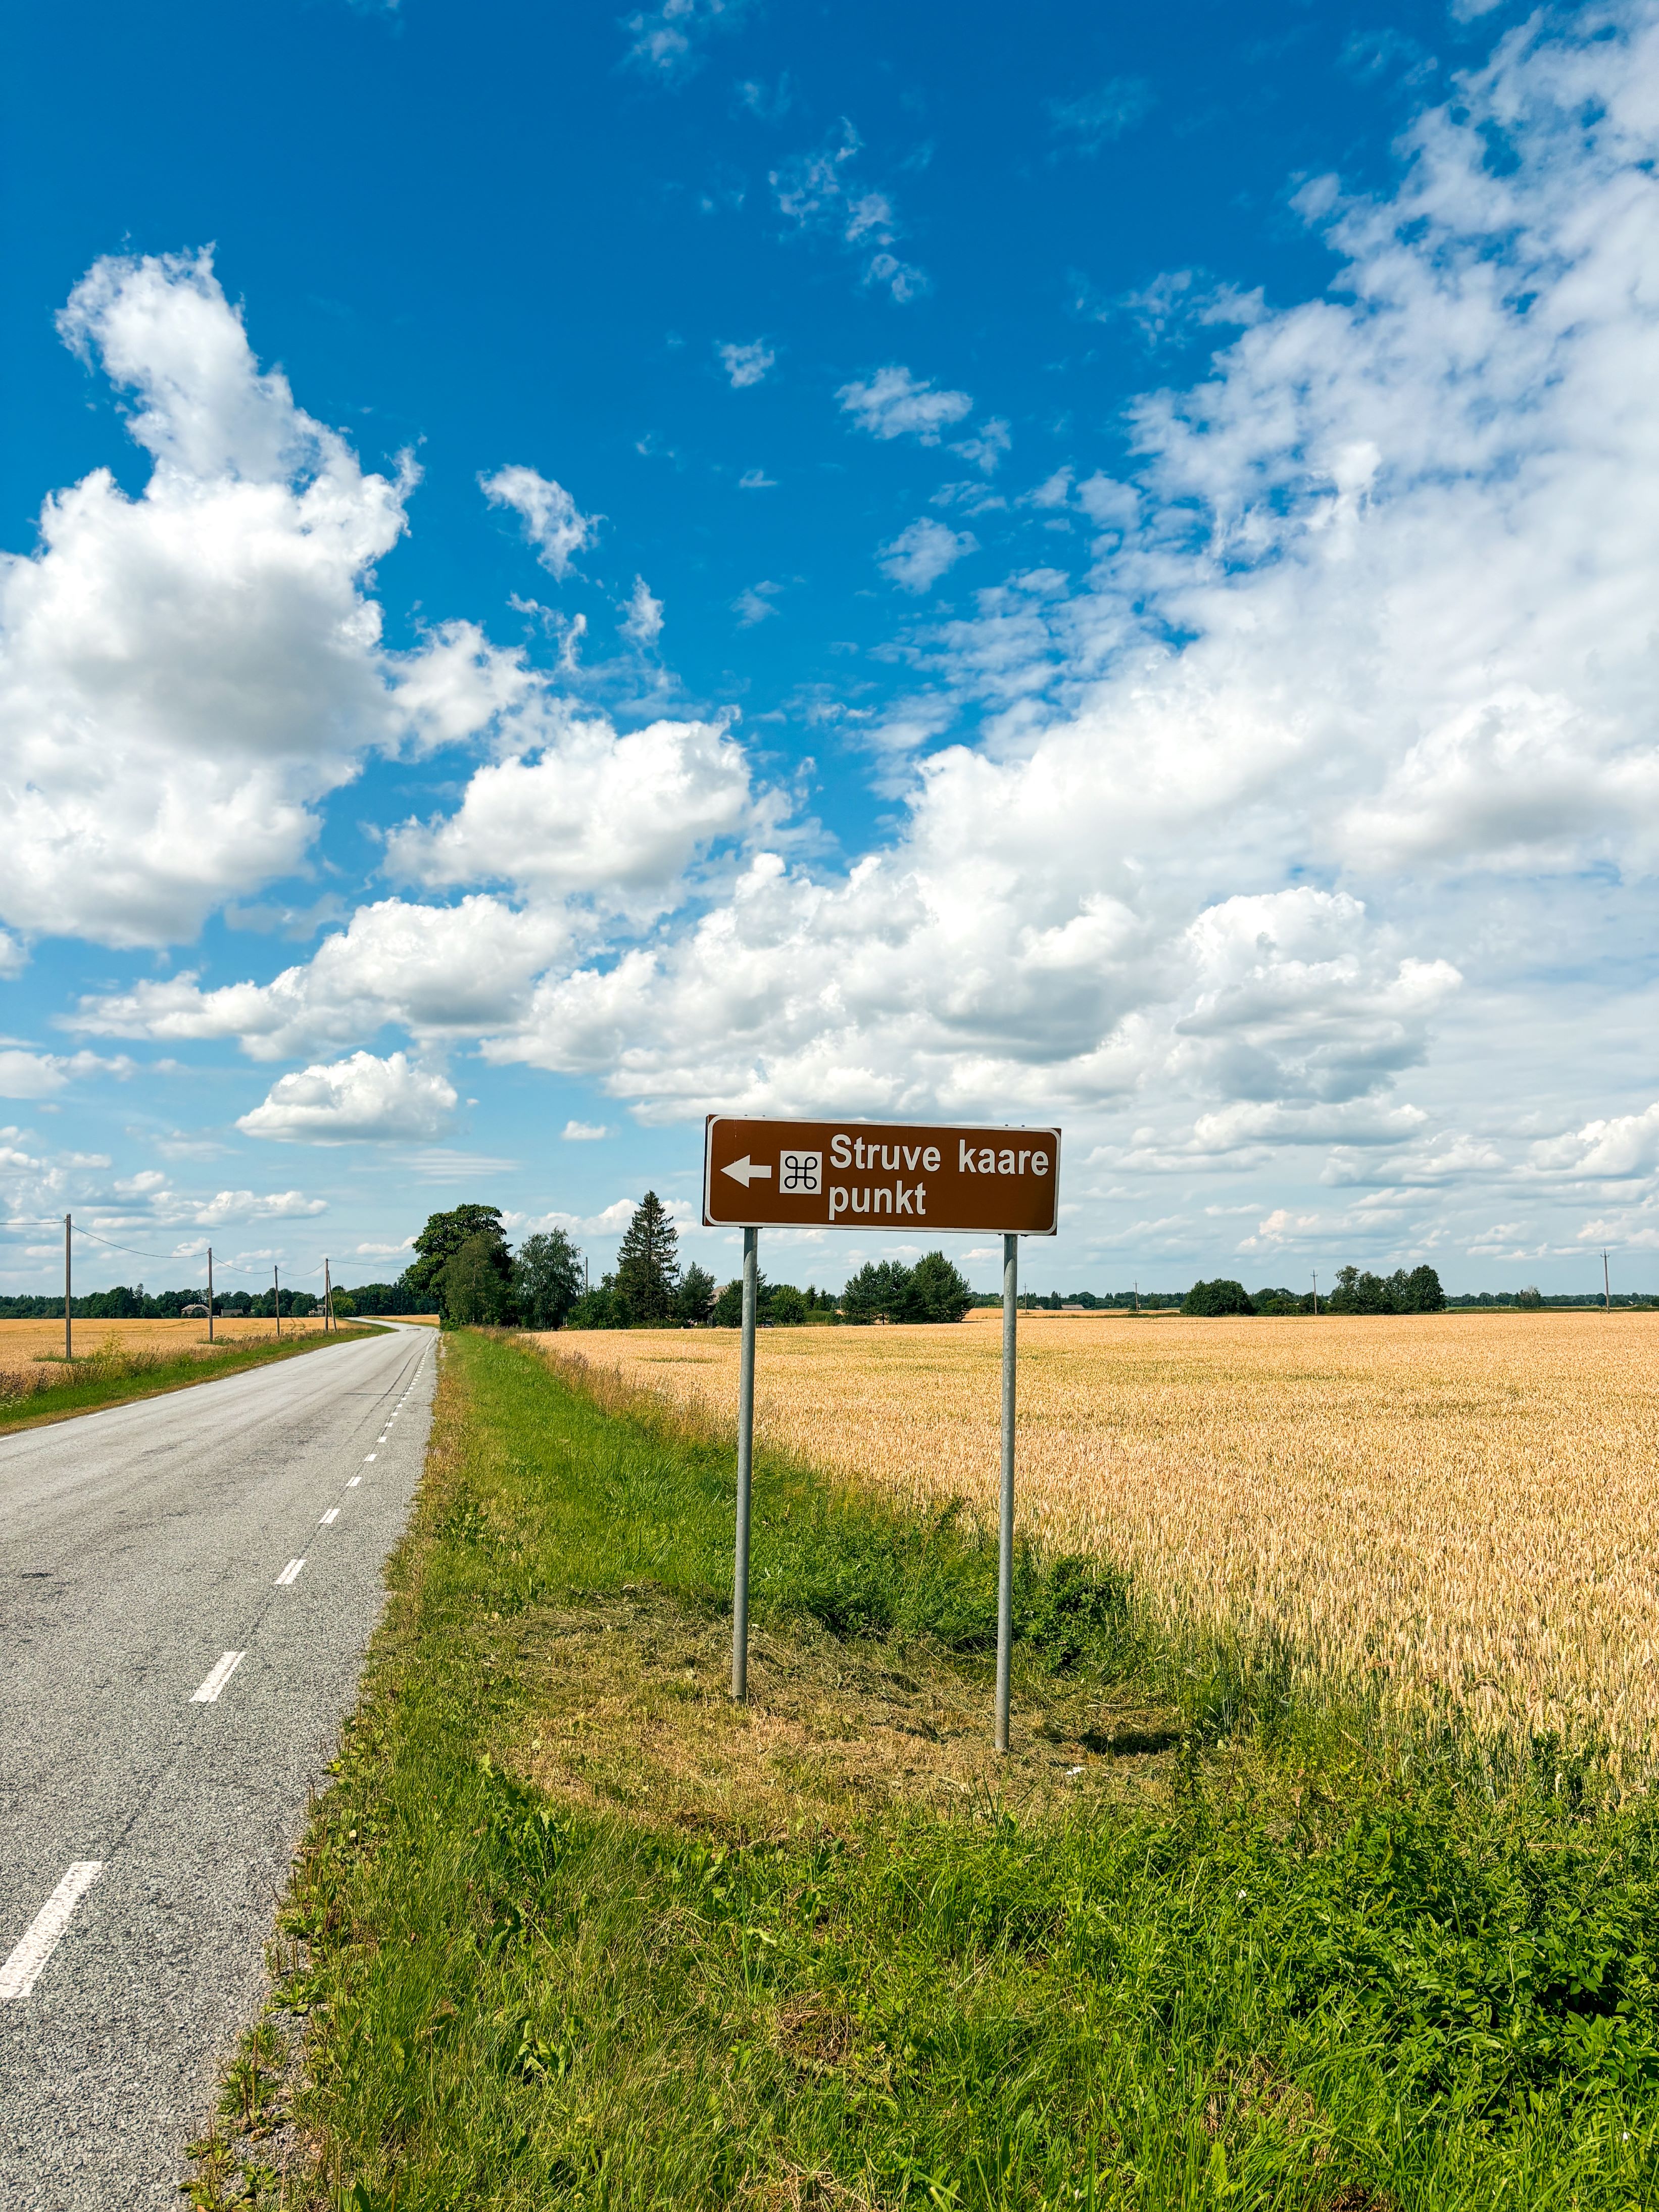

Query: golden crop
0 1312 333 1380
552 1312 1659 1766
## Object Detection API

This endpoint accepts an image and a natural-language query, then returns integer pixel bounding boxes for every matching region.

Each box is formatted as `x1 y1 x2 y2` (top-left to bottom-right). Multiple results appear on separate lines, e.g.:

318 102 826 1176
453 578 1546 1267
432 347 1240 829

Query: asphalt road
0 1322 435 2209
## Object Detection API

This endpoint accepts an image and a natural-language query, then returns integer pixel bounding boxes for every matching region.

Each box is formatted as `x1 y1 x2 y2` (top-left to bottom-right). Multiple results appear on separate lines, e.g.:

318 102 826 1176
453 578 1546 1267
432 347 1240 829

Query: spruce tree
614 1191 680 1323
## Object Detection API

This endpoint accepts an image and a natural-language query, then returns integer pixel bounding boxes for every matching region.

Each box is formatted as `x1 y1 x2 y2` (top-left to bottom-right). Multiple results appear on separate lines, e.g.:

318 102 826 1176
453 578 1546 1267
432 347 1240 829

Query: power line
68 1223 186 1263
6 1214 331 1290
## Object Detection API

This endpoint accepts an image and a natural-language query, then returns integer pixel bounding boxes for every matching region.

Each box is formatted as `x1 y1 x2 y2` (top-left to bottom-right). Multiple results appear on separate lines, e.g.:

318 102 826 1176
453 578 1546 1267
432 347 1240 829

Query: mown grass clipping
199 1329 1659 2209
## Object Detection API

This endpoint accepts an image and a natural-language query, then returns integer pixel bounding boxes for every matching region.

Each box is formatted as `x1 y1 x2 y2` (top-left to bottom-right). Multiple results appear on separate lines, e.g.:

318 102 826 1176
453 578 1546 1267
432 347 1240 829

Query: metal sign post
706 1115 1060 1744
731 1226 758 1701
207 1247 214 1343
996 1232 1017 1752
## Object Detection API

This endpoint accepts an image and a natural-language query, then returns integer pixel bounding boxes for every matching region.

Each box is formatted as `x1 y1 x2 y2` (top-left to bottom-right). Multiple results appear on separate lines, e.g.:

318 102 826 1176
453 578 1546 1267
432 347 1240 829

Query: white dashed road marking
274 1558 305 1587
363 1454 376 1463
1 1863 104 2002
347 1476 361 1487
189 1652 245 1704
319 1507 339 1526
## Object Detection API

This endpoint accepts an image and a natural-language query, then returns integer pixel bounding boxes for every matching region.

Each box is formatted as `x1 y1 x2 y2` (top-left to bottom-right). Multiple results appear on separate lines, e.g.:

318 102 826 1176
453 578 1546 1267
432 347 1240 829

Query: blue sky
3 0 1657 1298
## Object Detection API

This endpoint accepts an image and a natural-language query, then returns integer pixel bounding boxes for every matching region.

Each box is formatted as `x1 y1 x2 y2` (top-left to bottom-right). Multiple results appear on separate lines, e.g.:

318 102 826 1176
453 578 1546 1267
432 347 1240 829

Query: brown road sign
703 1116 1061 1235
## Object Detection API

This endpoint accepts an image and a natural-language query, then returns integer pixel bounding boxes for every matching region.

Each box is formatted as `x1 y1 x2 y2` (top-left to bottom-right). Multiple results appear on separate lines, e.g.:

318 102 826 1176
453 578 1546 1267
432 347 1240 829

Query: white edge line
190 1651 245 1704
0 1863 104 2001
275 1558 305 1586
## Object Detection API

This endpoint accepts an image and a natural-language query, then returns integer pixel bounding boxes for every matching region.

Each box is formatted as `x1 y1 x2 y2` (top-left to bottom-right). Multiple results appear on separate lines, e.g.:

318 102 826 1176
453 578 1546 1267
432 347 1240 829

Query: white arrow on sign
721 1155 772 1187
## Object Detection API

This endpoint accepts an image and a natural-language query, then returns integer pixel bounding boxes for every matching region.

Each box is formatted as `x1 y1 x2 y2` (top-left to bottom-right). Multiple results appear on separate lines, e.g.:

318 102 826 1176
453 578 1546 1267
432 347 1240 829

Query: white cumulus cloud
0 250 525 949
237 1051 458 1145
70 896 567 1063
480 465 599 580
838 365 972 444
877 518 979 594
718 339 774 388
0 1049 130 1099
384 713 758 908
619 576 664 647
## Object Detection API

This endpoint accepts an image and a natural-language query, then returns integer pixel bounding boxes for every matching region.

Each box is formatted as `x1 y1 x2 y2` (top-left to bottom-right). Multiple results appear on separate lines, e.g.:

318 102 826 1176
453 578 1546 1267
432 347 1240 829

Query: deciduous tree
410 1204 514 1321
514 1228 584 1330
1182 1278 1256 1317
441 1233 516 1326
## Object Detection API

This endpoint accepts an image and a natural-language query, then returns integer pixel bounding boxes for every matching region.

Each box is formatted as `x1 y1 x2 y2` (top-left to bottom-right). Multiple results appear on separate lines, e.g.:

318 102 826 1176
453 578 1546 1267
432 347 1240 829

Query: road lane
0 1321 434 2209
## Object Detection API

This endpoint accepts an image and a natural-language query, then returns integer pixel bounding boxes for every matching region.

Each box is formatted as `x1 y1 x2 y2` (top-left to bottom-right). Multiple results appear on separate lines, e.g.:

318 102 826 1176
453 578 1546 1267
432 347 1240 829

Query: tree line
1180 1266 1447 1316
9 1246 1638 1326
0 1283 353 1320
378 1193 977 1330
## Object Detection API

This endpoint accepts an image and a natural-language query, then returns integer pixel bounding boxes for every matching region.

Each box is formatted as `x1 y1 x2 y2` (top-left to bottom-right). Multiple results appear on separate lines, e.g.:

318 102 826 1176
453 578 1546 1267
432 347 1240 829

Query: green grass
0 1324 383 1434
203 1331 1659 2209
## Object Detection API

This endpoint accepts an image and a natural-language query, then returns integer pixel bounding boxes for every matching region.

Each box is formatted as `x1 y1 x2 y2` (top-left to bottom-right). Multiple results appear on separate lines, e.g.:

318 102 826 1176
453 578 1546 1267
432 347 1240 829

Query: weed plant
223 1333 1659 2209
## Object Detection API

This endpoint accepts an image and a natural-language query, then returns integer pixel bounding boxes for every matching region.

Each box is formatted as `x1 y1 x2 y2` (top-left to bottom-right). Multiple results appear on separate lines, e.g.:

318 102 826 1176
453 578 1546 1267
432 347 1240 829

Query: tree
338 1275 422 1316
1328 1267 1393 1315
410 1205 514 1321
769 1284 807 1325
566 1280 622 1328
673 1263 717 1324
441 1233 515 1326
1401 1264 1447 1313
614 1192 680 1324
515 1228 584 1331
909 1251 973 1322
711 1261 771 1327
1516 1285 1545 1310
842 1259 915 1323
1182 1279 1256 1317
329 1289 355 1318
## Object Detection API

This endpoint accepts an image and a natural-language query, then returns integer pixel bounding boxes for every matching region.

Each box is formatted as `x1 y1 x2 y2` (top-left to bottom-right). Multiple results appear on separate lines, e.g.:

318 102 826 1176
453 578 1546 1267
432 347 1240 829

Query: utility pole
1312 1268 1319 1316
273 1264 281 1339
1604 1249 1612 1316
323 1256 333 1333
64 1213 72 1362
207 1247 214 1343
1134 1279 1139 1315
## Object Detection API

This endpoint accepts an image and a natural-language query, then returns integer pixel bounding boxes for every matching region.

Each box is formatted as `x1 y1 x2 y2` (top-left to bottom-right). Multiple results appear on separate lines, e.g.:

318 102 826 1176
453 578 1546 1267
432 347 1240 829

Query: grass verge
0 1324 383 1435
195 1330 1659 2209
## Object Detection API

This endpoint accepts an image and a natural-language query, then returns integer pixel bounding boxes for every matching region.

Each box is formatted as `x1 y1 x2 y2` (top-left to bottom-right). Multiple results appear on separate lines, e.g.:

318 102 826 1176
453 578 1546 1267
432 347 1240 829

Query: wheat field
547 1312 1659 1767
0 1312 334 1380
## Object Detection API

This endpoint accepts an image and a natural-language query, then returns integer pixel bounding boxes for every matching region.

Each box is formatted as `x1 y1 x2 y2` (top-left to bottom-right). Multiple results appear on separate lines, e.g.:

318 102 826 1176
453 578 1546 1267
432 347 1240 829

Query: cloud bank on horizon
2 0 1658 1286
